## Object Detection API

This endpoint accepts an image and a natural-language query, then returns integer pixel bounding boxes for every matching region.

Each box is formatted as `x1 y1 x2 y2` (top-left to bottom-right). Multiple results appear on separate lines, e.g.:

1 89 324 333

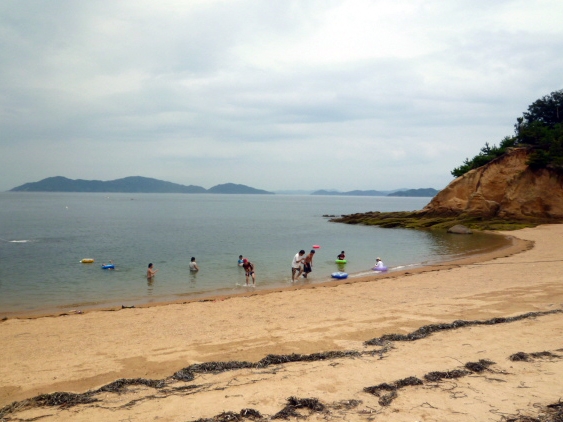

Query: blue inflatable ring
101 264 115 269
331 271 348 279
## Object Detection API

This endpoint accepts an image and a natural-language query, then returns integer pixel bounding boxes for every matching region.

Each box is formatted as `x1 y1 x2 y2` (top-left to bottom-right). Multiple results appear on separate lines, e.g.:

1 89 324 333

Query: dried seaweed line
0 378 166 418
364 359 496 408
0 391 99 418
94 377 166 394
364 309 563 346
174 350 362 382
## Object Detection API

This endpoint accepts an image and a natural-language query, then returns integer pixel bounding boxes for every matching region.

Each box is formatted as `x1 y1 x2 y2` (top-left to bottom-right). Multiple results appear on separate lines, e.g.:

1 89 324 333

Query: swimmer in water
147 263 158 278
189 257 199 271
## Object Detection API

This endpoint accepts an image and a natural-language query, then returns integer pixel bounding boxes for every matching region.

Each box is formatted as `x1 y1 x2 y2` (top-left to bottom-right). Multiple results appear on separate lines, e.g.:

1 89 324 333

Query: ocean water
0 193 509 316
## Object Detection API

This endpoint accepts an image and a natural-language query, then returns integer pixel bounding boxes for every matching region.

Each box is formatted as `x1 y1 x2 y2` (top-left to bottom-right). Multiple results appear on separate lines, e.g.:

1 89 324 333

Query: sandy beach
1 224 563 421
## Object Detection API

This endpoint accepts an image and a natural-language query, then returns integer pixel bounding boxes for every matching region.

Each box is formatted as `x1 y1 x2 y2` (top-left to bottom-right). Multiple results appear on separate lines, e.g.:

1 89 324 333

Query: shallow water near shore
0 193 509 316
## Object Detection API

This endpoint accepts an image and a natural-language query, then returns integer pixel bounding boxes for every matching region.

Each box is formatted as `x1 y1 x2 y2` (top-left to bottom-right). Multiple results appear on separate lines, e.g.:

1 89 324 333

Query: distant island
311 188 438 197
9 176 274 194
387 188 439 197
311 189 391 196
9 176 439 197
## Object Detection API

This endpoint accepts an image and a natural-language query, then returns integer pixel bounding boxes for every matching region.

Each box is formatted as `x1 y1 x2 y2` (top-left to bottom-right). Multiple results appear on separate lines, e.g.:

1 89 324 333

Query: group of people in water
146 256 199 279
147 251 385 284
291 249 316 282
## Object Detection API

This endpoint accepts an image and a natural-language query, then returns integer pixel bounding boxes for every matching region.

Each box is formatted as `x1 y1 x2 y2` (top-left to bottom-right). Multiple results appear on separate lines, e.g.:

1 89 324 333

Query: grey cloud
1 1 562 191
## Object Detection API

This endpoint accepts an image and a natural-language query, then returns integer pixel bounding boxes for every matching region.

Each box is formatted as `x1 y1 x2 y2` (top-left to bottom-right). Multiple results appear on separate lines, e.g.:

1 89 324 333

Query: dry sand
1 224 563 421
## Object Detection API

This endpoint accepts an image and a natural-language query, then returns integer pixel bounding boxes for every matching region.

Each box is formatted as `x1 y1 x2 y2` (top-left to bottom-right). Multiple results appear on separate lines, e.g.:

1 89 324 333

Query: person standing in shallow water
291 250 305 281
302 250 315 278
147 263 158 278
242 258 256 286
189 257 199 271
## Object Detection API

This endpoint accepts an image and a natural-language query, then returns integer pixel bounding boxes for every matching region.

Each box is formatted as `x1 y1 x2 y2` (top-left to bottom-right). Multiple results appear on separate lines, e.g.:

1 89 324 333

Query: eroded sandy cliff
422 148 563 219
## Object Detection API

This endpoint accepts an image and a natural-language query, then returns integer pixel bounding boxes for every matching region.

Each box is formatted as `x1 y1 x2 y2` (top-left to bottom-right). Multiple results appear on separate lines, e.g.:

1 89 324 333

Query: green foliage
452 89 563 177
523 122 563 170
451 137 516 177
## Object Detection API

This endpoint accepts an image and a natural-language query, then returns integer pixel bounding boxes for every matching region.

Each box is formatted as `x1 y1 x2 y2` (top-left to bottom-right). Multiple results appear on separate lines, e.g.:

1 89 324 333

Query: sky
1 0 562 192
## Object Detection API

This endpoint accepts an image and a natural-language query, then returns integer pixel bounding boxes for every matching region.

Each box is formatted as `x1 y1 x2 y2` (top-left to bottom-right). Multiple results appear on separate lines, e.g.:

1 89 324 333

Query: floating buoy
312 245 320 249
331 272 348 279
81 259 95 263
335 259 347 264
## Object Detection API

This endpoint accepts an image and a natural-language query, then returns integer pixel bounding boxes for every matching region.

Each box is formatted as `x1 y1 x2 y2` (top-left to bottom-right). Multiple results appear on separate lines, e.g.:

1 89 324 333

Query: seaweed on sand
173 351 362 382
509 351 561 362
364 376 424 406
2 349 360 419
502 400 563 422
256 351 361 367
364 359 497 407
464 359 495 373
0 378 166 418
510 352 532 362
94 377 166 393
420 359 496 383
272 396 326 419
377 390 398 407
193 411 243 422
424 369 470 382
0 392 99 417
364 309 563 346
173 361 254 382
191 408 264 421
4 310 559 419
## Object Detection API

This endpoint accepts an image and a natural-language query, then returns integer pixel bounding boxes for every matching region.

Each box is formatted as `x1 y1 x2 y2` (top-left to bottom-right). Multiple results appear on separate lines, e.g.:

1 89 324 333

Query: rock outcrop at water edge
420 148 563 220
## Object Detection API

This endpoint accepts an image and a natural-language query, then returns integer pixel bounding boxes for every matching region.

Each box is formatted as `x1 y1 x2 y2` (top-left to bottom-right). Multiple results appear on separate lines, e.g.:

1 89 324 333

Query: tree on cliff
452 89 563 177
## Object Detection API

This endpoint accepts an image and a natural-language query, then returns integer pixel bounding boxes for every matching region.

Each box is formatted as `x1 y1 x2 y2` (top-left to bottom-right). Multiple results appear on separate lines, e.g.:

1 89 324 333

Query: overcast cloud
1 0 562 192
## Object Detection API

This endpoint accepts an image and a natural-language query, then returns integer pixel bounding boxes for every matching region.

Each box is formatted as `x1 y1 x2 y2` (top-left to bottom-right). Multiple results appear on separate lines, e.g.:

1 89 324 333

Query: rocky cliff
421 148 563 219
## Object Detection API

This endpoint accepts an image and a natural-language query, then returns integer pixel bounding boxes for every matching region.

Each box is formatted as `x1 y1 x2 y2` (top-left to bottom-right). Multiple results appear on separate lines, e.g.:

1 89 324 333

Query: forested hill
9 176 273 194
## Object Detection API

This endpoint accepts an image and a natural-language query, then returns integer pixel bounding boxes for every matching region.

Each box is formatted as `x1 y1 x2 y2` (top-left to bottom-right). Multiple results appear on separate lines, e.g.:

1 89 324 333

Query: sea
0 193 510 316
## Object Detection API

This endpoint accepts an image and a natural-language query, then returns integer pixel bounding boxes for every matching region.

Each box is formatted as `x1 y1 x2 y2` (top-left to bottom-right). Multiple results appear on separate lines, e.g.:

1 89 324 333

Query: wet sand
1 224 562 421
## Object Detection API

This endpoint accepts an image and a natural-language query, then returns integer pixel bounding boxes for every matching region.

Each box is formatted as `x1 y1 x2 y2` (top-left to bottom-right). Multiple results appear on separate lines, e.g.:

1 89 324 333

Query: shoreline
2 224 562 421
2 231 528 320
